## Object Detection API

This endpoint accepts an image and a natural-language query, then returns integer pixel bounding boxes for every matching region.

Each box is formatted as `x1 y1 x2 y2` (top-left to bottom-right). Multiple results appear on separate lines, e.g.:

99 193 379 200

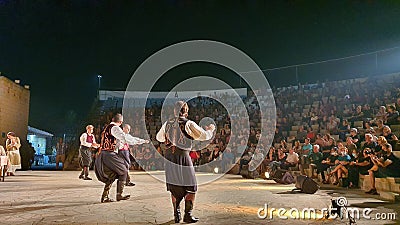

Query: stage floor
0 171 397 225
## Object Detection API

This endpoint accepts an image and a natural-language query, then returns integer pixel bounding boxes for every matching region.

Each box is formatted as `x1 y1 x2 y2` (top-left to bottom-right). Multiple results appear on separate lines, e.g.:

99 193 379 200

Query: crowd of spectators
89 74 400 195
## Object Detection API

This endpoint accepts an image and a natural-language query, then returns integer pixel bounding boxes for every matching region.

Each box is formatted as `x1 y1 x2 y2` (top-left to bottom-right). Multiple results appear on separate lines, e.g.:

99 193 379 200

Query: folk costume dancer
95 114 132 203
79 125 99 180
156 101 215 223
118 124 149 187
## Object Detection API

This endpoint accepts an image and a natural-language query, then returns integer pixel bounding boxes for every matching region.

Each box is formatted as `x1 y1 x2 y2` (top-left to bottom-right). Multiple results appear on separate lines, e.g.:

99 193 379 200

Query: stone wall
0 76 30 146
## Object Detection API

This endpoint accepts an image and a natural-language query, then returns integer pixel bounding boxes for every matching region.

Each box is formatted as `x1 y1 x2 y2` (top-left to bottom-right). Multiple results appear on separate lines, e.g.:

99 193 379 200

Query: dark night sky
1 0 400 135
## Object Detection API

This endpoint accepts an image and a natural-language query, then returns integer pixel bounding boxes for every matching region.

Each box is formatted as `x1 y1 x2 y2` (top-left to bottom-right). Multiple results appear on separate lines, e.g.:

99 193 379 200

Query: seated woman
375 136 388 157
382 126 398 145
328 147 352 185
269 147 287 172
347 148 372 188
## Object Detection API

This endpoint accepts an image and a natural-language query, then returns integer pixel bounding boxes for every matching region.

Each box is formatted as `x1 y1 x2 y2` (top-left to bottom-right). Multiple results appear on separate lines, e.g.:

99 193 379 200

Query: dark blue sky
1 0 400 134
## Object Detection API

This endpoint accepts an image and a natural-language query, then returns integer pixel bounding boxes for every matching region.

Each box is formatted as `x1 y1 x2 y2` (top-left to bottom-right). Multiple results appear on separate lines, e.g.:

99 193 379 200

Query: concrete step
379 191 400 202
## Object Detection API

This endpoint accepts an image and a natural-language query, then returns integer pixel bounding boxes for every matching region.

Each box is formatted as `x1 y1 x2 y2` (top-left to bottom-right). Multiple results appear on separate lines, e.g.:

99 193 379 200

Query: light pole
97 75 102 99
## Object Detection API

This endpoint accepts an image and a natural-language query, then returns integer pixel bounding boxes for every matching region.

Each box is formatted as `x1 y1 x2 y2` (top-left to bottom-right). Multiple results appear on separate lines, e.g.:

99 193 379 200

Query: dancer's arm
111 126 128 143
125 133 149 145
185 121 215 141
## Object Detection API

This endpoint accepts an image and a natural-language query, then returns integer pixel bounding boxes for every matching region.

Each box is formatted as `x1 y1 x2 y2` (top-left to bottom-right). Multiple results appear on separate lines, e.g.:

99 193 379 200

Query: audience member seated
292 140 301 154
280 147 299 170
306 127 316 143
296 126 307 143
238 151 252 175
269 147 287 172
328 146 352 185
338 119 350 141
375 136 388 157
362 133 377 153
386 105 399 125
347 148 373 188
321 134 335 158
309 144 324 179
345 137 357 155
382 125 398 144
374 119 385 136
374 106 387 124
320 147 339 184
349 128 361 149
366 143 400 195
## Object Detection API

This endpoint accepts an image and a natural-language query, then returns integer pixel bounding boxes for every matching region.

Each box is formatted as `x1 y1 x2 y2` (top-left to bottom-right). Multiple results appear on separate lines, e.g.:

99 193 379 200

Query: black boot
126 182 136 186
116 181 130 201
125 174 135 186
173 200 181 223
83 167 92 180
183 200 199 223
101 181 114 203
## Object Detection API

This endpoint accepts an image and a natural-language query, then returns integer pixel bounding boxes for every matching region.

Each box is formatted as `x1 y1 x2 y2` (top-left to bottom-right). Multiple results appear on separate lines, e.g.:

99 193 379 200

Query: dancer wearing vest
95 114 133 203
156 101 215 223
78 125 99 180
118 124 149 187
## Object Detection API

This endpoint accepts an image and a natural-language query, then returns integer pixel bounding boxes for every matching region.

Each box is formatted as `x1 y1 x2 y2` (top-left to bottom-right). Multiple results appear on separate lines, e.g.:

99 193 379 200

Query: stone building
0 75 30 145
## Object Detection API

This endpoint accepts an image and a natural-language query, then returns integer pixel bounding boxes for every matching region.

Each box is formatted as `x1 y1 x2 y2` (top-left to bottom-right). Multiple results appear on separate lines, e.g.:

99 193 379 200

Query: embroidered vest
86 134 94 143
100 123 117 152
165 117 193 151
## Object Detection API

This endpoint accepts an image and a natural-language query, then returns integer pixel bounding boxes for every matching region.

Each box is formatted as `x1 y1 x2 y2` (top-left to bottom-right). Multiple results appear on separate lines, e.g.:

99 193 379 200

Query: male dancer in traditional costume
118 124 149 187
79 125 99 180
95 114 136 203
156 101 215 223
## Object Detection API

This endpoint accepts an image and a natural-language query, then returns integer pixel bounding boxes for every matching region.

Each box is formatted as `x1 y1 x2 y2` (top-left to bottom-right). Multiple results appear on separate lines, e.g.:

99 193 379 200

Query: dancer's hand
145 140 150 144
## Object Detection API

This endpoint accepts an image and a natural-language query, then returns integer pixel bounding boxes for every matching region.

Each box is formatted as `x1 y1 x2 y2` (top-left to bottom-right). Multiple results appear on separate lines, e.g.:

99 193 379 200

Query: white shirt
110 122 147 152
116 133 147 151
80 133 97 148
286 152 299 164
156 118 214 143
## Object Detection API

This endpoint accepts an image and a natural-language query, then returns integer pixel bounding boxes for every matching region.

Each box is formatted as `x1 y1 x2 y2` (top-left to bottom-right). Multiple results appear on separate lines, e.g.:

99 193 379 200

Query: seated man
366 143 400 195
308 144 324 179
320 147 338 184
280 147 299 170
